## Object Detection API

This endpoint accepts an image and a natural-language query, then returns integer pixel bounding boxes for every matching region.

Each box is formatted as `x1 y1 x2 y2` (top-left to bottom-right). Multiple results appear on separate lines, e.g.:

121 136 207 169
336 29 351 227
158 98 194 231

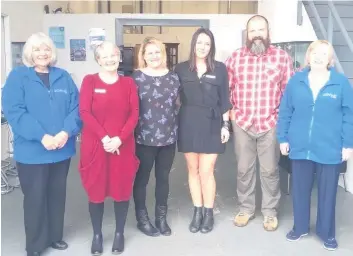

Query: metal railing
304 0 353 74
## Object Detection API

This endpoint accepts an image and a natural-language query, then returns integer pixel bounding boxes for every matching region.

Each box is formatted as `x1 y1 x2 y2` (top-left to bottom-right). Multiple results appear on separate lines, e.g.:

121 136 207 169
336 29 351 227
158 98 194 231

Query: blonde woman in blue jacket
2 32 81 256
277 40 353 251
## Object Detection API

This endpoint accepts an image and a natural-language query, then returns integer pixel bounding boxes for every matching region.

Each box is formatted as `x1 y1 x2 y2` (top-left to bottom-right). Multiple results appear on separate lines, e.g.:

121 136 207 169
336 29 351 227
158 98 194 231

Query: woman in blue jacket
2 32 81 256
277 40 353 251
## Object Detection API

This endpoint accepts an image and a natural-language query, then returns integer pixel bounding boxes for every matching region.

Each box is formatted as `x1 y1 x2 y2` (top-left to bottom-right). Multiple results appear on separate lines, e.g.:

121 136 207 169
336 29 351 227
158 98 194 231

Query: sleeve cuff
277 137 288 144
119 133 128 143
36 130 46 142
62 128 72 138
343 142 353 149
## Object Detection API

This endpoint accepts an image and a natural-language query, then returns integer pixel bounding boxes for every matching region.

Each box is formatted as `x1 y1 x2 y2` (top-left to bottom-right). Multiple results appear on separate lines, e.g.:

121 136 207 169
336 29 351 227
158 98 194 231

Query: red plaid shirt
225 45 294 133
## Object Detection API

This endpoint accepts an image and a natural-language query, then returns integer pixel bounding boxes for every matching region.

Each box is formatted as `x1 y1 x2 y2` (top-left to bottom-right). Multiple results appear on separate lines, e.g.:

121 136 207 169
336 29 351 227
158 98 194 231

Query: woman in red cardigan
79 41 139 255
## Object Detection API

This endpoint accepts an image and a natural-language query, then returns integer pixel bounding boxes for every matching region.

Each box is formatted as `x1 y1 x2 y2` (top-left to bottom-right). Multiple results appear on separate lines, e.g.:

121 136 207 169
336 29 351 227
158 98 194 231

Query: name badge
205 75 216 79
94 88 106 94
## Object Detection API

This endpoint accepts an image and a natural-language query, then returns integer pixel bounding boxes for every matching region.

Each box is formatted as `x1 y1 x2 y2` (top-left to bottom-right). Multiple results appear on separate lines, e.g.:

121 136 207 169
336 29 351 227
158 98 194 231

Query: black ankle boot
200 208 214 233
91 233 103 256
27 252 40 256
189 206 203 233
136 208 160 237
155 205 171 236
111 232 124 255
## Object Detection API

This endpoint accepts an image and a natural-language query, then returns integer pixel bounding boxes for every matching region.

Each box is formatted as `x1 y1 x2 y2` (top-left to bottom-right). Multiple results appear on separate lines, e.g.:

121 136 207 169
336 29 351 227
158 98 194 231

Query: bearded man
225 15 294 231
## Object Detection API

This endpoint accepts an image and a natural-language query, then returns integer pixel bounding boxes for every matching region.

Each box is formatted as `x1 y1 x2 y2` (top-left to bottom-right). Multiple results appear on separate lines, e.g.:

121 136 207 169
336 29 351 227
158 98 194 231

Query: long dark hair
188 28 216 72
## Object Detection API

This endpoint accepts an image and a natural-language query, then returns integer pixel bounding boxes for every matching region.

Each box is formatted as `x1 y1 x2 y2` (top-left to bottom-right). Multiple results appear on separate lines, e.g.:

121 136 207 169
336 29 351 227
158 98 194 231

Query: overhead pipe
297 0 303 25
140 0 143 34
97 0 102 13
159 0 162 34
107 0 111 13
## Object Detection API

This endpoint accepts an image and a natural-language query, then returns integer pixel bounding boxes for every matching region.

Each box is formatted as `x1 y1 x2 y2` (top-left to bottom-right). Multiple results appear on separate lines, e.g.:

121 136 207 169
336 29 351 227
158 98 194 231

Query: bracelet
222 120 230 130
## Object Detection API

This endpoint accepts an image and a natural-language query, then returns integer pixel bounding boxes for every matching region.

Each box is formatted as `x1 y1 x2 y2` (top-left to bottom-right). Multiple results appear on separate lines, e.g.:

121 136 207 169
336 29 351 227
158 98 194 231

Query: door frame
1 14 12 86
115 17 210 47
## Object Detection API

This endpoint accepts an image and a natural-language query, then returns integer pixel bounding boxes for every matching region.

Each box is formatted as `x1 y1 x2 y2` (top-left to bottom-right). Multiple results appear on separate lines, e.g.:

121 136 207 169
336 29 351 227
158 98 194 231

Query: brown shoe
233 212 255 227
263 216 278 231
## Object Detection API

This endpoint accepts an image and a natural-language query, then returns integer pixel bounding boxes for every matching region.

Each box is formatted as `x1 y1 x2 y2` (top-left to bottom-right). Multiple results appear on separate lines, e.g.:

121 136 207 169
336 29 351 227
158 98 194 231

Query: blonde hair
138 37 167 69
94 41 121 63
22 32 57 67
304 40 334 68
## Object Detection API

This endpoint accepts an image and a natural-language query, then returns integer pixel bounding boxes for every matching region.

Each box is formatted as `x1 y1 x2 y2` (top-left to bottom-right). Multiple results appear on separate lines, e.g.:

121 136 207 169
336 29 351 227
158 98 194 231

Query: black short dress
174 61 232 154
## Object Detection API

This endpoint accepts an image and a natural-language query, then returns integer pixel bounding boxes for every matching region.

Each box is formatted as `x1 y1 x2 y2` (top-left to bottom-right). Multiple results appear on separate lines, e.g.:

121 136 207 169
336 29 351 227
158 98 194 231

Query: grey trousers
232 122 281 217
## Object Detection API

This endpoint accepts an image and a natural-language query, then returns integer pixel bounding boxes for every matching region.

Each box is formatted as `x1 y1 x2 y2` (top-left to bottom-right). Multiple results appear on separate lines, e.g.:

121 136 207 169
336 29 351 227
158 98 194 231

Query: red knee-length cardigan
79 74 140 203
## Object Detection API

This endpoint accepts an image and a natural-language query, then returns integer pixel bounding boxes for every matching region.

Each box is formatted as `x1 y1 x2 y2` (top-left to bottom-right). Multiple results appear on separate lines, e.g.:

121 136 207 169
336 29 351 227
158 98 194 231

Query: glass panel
11 42 25 68
272 41 312 71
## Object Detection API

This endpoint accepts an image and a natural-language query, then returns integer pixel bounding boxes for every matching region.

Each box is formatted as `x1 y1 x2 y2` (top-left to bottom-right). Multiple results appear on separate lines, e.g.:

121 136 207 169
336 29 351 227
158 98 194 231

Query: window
272 42 312 71
11 42 25 68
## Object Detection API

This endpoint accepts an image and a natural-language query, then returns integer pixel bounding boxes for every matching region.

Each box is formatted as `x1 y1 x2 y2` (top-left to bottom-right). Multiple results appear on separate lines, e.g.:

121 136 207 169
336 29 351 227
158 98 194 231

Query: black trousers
16 159 71 253
133 143 176 210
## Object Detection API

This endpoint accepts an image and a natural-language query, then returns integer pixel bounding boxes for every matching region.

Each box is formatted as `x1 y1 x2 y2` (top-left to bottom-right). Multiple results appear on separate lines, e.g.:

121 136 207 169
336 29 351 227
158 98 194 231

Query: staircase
303 0 353 85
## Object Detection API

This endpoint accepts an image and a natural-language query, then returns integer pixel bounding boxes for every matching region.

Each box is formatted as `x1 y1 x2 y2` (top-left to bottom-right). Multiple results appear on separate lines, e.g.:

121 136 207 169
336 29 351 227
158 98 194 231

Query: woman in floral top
132 37 180 237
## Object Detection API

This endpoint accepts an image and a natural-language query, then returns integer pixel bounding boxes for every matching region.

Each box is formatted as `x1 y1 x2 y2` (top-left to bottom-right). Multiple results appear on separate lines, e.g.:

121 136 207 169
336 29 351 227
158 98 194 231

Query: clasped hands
280 142 353 161
41 131 69 150
101 135 122 155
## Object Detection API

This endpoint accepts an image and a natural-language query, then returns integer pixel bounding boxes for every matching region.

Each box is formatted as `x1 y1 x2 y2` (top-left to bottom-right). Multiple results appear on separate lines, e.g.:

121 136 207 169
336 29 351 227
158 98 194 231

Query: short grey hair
22 32 57 67
94 41 120 63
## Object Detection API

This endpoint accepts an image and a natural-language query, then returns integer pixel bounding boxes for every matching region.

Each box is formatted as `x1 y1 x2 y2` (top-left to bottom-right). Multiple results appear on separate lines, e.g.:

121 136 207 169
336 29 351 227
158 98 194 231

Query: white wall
344 161 353 193
2 1 49 42
258 0 317 43
42 14 253 86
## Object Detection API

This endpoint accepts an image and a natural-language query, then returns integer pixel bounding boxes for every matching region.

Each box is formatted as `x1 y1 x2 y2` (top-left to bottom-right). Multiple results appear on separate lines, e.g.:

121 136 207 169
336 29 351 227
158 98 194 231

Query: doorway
115 17 209 75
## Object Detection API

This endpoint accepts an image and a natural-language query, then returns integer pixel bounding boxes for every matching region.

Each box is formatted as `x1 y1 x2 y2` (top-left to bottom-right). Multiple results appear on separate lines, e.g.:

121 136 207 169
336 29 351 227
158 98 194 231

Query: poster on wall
49 26 65 49
70 39 86 61
88 28 106 49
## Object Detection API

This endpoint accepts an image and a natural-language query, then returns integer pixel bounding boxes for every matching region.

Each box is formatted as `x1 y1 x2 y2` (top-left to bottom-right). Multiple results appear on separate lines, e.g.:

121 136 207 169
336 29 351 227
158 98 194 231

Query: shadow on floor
2 139 353 256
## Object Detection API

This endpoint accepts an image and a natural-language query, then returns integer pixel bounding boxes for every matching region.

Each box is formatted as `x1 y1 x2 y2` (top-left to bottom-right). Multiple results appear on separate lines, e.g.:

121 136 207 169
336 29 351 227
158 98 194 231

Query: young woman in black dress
174 28 232 233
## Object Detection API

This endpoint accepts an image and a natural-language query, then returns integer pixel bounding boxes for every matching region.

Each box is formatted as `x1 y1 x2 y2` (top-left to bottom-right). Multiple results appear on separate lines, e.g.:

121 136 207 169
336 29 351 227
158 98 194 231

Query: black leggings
133 143 176 210
89 201 129 235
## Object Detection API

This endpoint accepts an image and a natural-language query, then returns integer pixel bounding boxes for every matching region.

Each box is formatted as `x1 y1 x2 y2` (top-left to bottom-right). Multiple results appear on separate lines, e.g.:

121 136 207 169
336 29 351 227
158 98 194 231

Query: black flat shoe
200 208 214 233
112 232 124 254
51 241 68 250
189 206 203 233
91 234 103 256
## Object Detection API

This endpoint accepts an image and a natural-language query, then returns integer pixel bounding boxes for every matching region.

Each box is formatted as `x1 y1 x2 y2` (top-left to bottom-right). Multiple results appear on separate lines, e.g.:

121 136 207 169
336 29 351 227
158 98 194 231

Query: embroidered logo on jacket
54 89 68 94
322 93 337 99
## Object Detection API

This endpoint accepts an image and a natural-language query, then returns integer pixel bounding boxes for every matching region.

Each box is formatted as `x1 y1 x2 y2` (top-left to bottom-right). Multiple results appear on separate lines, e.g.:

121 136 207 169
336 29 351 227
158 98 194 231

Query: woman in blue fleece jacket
2 32 81 256
277 40 353 251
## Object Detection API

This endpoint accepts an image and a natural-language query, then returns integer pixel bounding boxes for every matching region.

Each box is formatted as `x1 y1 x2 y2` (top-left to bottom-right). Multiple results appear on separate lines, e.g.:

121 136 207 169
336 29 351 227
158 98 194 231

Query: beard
246 36 270 55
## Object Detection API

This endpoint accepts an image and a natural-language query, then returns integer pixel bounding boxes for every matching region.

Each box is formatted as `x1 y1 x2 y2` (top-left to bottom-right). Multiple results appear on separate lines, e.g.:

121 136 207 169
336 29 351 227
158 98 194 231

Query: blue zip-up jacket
1 66 82 164
276 67 353 164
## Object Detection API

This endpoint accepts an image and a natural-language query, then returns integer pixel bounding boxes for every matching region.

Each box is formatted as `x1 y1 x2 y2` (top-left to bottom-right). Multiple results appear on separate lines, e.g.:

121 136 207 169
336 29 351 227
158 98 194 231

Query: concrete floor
2 139 353 256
